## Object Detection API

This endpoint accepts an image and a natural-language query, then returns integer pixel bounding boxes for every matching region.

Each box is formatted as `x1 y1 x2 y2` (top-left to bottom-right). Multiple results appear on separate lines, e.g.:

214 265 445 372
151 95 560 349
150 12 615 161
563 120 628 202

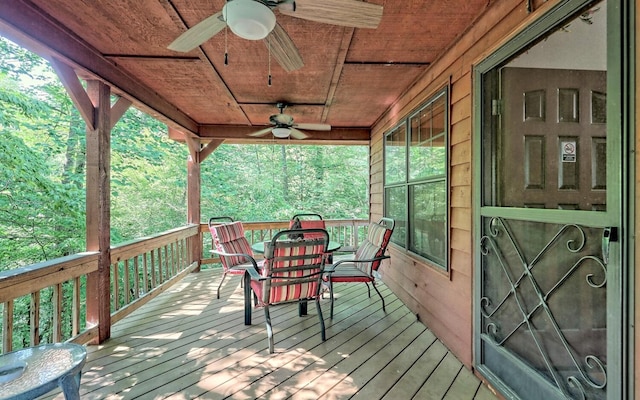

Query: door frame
471 0 635 398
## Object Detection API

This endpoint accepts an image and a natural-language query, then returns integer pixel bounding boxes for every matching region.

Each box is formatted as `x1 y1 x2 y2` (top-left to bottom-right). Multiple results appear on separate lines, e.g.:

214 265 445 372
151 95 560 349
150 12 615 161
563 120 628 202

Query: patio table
0 343 86 400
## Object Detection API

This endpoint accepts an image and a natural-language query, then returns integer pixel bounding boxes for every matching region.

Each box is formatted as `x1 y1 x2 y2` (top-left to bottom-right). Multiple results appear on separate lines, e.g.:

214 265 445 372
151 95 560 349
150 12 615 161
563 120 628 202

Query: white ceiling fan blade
168 12 225 52
264 23 303 72
289 128 309 140
294 123 331 131
277 0 383 29
248 127 274 137
272 113 294 125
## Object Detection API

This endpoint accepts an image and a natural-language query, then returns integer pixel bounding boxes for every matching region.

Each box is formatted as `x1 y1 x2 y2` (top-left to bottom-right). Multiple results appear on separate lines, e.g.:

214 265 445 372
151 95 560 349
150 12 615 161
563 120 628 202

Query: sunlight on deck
40 268 497 400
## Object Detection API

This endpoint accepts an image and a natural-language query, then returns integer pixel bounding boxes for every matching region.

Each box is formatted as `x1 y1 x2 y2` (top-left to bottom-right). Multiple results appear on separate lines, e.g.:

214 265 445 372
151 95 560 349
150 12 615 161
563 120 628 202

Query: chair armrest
210 249 261 270
326 255 391 272
245 266 265 281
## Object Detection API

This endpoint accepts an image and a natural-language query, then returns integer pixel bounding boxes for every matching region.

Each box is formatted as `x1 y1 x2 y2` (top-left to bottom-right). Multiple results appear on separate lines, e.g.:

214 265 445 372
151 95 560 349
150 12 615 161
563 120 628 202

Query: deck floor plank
38 269 497 400
413 352 466 399
349 328 437 400
380 338 449 400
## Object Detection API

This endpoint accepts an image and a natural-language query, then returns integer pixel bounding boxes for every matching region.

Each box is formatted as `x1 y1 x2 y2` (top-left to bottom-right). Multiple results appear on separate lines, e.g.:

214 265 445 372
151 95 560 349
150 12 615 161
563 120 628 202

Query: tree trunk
280 145 289 196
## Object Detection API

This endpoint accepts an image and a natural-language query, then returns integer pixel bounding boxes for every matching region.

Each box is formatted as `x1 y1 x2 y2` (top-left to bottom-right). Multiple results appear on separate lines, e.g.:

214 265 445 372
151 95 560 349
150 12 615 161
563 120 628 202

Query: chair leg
315 298 326 341
372 281 386 312
264 306 274 353
243 272 252 325
329 280 335 319
217 271 228 299
299 300 308 316
364 282 371 298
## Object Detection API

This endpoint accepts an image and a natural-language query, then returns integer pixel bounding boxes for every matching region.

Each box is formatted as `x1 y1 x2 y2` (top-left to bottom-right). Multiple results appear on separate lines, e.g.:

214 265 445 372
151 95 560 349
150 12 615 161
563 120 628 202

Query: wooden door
477 67 611 400
500 67 607 211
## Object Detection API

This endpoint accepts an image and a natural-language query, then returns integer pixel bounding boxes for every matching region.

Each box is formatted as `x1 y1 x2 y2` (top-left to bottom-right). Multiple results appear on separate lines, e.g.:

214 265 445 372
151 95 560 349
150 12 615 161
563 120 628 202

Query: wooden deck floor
43 269 499 400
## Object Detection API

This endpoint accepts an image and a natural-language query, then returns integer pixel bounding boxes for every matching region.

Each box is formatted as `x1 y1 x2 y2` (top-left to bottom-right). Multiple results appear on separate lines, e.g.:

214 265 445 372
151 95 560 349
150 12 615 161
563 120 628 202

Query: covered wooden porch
42 269 498 400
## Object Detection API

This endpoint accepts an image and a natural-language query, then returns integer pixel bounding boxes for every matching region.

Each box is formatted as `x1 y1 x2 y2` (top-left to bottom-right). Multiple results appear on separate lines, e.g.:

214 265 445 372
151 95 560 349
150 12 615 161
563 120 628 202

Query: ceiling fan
248 103 331 139
168 0 383 72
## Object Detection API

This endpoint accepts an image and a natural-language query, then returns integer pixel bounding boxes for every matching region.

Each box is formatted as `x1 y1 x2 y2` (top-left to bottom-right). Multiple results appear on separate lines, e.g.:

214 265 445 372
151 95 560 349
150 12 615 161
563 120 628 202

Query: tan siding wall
370 0 563 367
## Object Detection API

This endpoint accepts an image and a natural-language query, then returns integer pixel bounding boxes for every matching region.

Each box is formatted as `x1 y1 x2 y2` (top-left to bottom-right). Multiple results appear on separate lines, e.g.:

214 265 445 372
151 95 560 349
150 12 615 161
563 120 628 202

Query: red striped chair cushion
288 219 327 239
210 222 254 270
251 240 325 305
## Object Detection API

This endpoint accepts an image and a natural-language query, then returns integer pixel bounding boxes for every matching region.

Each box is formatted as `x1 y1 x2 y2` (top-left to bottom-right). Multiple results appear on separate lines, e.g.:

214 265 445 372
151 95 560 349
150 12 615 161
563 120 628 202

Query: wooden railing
0 225 199 354
0 219 367 354
200 218 369 265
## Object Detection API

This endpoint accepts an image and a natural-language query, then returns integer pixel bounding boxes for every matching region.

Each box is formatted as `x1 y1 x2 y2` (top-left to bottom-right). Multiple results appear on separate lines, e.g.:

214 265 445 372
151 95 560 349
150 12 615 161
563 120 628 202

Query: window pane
385 124 406 184
385 186 406 246
410 181 446 264
409 94 447 180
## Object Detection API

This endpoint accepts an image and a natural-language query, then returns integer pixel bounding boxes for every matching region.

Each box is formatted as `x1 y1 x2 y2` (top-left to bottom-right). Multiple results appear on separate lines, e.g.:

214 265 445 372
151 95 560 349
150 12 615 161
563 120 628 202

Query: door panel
480 217 607 399
500 68 607 211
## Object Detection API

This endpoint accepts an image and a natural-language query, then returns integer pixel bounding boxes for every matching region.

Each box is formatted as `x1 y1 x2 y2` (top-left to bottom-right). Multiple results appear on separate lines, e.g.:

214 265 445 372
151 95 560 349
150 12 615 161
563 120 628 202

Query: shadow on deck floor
43 269 499 400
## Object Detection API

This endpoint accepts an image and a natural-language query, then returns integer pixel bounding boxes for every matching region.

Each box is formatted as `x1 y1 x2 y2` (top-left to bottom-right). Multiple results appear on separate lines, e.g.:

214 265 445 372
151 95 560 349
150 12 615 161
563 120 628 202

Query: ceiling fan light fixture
223 0 276 41
272 127 291 138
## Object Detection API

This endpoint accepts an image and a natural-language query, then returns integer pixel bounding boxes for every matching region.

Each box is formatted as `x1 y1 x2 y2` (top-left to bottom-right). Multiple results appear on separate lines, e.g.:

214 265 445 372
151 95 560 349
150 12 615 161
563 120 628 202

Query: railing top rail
0 252 99 302
111 224 199 261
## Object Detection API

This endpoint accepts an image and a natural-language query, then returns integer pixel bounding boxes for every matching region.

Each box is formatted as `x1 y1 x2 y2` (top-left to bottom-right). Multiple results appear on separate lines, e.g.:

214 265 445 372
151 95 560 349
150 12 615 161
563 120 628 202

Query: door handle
602 227 618 264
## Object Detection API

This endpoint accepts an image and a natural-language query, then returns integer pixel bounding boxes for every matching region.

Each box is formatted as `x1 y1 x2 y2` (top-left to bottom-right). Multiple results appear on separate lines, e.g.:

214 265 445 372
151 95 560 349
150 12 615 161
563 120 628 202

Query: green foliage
0 35 369 350
1 35 369 266
202 144 368 222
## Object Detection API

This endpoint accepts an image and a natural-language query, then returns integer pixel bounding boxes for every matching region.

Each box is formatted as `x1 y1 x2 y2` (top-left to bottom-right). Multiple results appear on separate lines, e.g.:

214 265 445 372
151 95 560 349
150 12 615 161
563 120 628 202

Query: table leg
244 271 252 325
59 372 82 400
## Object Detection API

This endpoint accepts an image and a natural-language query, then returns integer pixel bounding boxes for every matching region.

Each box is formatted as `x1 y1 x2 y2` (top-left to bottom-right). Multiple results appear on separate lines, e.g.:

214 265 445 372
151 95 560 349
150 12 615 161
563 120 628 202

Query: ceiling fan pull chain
224 26 229 66
268 35 272 86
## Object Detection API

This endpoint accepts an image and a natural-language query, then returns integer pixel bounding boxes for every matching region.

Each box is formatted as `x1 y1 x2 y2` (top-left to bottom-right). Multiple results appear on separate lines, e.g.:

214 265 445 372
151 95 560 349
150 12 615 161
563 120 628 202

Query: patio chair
209 219 262 299
324 217 395 319
243 228 329 353
288 213 326 240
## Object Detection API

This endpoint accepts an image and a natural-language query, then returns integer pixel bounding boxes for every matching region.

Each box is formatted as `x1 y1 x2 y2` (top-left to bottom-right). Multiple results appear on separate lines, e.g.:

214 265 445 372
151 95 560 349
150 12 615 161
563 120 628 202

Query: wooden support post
85 80 112 344
185 134 202 272
52 59 131 344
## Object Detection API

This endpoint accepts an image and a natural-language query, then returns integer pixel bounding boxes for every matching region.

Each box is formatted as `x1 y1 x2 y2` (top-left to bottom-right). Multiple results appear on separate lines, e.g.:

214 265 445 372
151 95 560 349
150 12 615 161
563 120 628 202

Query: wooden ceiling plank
0 1 198 134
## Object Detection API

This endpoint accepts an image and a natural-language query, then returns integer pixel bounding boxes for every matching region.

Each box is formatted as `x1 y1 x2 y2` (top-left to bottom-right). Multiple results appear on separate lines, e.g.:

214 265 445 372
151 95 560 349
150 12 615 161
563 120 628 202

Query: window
384 88 448 268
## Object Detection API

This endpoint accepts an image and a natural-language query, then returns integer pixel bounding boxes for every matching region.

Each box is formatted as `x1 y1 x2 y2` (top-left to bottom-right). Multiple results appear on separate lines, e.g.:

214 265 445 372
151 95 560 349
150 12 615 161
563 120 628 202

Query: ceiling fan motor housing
223 0 276 40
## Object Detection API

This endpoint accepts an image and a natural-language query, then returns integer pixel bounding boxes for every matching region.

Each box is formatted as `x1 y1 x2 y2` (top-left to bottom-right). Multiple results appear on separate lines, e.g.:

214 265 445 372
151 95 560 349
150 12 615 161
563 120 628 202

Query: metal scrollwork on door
480 217 607 399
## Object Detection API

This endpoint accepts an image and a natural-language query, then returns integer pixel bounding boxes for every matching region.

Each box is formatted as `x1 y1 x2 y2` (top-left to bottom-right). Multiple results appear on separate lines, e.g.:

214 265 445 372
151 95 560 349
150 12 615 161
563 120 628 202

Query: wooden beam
199 140 224 162
198 125 370 145
184 134 200 161
322 27 355 122
0 1 198 135
110 96 132 130
50 58 95 130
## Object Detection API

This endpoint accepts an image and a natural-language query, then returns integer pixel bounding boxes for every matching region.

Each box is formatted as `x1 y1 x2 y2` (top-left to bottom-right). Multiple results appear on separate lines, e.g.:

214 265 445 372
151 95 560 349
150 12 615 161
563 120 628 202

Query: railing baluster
53 283 62 342
113 262 120 311
3 300 14 353
30 291 40 346
73 276 80 336
124 259 131 304
143 252 149 293
133 257 140 299
150 249 157 288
